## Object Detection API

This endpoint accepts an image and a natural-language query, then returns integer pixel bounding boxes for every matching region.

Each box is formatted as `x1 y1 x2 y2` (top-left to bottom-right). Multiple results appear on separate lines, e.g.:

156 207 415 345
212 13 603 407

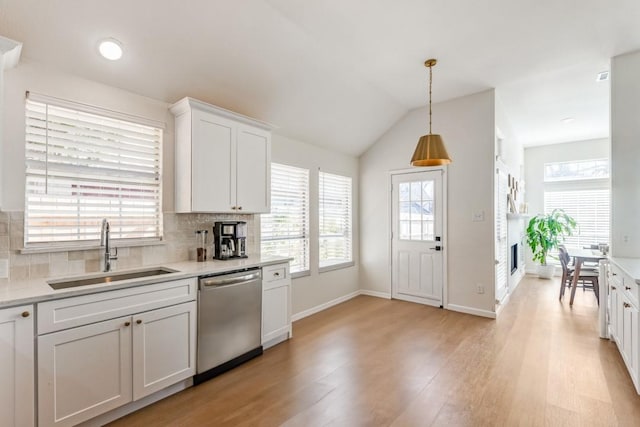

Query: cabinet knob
136 319 142 325
612 272 617 276
626 286 631 291
274 272 280 277
231 206 237 210
238 206 243 211
21 311 30 318
124 321 131 327
612 286 617 290
623 302 631 308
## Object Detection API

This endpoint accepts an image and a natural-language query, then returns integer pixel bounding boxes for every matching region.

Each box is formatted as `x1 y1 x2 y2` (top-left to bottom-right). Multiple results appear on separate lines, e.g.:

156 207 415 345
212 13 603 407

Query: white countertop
0 255 291 308
609 257 640 285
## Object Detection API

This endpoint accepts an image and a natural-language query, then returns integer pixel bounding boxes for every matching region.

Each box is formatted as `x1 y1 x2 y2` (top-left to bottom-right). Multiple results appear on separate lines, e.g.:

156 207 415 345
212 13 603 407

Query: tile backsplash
0 211 259 284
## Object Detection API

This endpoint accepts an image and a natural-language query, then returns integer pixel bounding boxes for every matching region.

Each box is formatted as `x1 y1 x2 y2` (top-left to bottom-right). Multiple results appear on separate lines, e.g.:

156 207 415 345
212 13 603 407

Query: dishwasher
195 267 263 385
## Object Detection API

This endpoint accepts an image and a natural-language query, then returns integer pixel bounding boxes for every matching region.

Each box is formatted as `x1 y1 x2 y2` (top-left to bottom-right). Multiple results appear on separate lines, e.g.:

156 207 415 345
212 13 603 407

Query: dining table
565 247 607 305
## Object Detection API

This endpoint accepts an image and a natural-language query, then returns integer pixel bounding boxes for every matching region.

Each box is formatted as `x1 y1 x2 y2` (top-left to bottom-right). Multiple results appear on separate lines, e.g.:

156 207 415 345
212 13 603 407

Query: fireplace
510 243 518 274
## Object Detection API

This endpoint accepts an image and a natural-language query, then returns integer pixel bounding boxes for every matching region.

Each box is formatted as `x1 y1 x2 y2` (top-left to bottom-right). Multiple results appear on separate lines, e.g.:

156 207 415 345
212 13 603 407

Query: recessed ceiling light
596 71 609 82
98 38 123 61
561 117 576 123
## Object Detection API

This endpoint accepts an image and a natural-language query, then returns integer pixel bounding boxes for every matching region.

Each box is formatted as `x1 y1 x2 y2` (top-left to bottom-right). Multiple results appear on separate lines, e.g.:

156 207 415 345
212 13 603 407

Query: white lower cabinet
262 263 292 348
132 302 196 400
0 304 35 427
38 316 133 427
608 261 640 393
37 279 197 427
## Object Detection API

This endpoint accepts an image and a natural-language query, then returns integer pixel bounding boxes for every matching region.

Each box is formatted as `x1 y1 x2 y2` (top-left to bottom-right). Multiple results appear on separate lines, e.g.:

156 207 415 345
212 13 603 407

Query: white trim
26 91 166 129
318 261 355 273
291 290 360 322
0 35 22 69
447 304 496 319
359 289 391 299
169 97 275 131
394 293 442 308
495 292 511 317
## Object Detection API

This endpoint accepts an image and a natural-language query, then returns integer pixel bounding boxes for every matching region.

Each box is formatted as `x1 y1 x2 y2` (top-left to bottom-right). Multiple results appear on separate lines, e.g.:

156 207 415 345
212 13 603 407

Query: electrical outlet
476 284 485 294
624 235 630 243
472 210 485 222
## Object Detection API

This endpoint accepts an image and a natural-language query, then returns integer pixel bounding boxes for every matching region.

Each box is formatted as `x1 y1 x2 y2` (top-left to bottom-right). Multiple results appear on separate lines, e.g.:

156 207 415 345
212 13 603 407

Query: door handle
429 246 442 251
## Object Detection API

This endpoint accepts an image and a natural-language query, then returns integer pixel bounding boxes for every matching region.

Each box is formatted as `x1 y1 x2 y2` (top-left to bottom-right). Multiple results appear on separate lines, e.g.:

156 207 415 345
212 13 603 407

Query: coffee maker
213 221 248 260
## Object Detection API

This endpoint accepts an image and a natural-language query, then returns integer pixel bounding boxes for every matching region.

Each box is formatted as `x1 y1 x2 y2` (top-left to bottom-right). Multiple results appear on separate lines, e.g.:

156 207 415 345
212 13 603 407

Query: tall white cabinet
0 304 34 427
171 97 272 213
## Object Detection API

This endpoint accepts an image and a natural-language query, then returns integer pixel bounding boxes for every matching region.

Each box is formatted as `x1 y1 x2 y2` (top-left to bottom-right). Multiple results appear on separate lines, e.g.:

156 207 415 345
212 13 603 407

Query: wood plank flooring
108 276 640 426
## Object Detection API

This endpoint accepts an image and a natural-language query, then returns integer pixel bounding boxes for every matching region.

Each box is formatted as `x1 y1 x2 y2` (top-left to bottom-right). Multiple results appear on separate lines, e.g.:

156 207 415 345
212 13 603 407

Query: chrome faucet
100 218 118 272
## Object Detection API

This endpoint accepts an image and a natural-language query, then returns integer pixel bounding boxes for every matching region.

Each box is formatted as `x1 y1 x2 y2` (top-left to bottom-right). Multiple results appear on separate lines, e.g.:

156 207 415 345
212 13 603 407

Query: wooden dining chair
558 246 599 303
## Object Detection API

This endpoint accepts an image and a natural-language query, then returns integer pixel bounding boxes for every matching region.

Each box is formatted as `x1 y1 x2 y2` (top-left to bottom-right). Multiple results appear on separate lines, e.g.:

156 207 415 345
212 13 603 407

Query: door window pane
398 179 435 241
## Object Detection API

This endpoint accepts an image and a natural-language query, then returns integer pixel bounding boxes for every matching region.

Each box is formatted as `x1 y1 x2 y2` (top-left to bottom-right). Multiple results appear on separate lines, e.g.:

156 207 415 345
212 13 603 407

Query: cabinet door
262 284 290 344
191 108 236 212
132 301 196 400
610 286 620 342
38 316 132 427
623 299 639 379
0 305 34 427
236 125 271 213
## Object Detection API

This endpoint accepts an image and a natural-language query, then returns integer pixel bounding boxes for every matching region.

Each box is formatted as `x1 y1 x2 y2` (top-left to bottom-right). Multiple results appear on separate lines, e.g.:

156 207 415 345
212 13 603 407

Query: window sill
21 239 165 254
291 270 311 279
319 261 355 274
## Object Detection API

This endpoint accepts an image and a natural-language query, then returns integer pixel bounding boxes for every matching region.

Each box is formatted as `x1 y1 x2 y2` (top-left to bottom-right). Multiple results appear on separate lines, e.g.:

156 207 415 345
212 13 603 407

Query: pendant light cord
428 63 433 135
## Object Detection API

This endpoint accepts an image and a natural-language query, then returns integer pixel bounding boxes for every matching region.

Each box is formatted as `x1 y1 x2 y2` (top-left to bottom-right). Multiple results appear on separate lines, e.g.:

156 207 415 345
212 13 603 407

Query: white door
236 125 271 213
0 305 34 427
391 170 444 307
132 301 197 400
38 316 132 427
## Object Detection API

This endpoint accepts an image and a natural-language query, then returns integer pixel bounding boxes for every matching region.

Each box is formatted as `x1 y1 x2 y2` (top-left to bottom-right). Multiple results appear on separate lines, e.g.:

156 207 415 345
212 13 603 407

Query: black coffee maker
213 221 248 260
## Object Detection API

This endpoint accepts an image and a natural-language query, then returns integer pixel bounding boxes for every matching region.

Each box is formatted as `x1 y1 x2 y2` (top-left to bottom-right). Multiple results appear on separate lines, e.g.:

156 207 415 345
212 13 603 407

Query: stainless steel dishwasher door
197 268 262 374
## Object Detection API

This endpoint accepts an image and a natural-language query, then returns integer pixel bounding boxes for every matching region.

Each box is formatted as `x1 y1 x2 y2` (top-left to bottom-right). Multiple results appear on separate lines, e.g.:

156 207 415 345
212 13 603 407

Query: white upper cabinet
171 97 272 213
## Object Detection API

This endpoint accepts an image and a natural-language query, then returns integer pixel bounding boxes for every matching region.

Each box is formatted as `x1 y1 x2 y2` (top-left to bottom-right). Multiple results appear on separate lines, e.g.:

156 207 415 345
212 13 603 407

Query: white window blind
24 95 163 245
319 171 352 269
495 169 508 300
261 163 309 274
544 189 610 248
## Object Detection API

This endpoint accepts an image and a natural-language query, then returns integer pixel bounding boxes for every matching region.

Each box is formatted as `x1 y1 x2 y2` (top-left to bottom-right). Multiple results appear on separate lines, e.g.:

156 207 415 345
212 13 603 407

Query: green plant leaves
526 209 577 265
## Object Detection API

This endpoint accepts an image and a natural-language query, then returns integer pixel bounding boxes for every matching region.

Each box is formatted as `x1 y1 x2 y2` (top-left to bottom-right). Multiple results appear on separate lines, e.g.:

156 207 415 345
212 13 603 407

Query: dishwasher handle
199 270 261 289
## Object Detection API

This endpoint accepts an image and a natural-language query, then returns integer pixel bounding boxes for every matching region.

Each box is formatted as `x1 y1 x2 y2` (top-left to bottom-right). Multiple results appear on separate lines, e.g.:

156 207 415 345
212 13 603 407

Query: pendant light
410 59 452 166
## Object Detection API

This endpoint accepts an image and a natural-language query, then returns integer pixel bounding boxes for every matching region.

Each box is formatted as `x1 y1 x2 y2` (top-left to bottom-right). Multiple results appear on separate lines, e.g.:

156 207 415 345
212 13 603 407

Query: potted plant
526 209 576 279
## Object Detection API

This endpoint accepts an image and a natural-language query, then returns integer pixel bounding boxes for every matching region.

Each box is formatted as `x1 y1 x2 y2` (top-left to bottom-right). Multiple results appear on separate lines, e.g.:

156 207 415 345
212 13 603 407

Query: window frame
318 170 354 273
23 92 165 250
260 162 310 277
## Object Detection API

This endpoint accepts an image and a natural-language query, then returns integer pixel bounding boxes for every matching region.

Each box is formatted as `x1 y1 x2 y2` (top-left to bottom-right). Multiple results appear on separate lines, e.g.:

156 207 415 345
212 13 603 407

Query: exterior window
319 171 352 270
544 159 609 182
261 163 310 274
24 95 163 246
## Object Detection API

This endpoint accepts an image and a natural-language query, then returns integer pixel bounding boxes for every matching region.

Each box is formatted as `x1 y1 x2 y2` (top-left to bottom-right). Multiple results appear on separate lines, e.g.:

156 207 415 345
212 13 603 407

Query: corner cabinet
262 263 292 349
0 304 35 427
170 97 273 213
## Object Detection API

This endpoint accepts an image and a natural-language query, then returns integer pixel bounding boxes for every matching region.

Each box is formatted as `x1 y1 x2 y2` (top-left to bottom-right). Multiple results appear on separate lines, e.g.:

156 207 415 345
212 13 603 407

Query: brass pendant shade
411 134 451 166
411 59 452 167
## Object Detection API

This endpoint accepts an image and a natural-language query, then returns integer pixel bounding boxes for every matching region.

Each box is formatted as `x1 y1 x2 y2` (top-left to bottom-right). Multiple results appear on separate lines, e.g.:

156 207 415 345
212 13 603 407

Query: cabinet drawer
609 263 625 286
611 262 639 307
262 263 289 284
38 278 197 334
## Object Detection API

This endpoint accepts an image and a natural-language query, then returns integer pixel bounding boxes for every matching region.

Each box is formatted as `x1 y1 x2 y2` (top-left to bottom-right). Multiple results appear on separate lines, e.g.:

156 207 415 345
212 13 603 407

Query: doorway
391 169 446 307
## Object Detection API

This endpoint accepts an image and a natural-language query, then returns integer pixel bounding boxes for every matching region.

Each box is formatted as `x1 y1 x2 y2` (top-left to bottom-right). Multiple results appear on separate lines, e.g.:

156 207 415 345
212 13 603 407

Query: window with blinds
544 189 610 248
24 95 163 246
260 163 309 274
319 171 352 270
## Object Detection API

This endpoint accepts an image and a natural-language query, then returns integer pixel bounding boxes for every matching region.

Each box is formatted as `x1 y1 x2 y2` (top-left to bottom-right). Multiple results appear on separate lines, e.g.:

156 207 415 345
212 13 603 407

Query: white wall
523 138 609 270
271 134 359 315
359 90 496 316
611 50 640 258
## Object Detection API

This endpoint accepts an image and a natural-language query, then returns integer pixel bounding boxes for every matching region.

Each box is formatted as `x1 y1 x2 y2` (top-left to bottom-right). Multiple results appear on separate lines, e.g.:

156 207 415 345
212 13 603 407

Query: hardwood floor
108 276 640 426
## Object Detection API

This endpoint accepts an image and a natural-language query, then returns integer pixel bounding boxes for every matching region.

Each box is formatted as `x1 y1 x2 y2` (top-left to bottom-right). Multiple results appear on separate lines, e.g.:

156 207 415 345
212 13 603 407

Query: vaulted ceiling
1 0 639 154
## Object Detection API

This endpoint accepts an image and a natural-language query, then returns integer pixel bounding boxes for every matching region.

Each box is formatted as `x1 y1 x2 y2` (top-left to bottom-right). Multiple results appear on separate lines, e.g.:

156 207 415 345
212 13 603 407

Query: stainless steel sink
48 267 178 290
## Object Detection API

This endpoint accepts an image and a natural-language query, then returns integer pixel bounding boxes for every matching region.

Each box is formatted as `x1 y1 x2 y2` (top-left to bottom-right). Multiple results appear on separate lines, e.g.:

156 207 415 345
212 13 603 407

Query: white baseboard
292 290 361 321
447 304 496 319
359 289 391 299
495 292 511 317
